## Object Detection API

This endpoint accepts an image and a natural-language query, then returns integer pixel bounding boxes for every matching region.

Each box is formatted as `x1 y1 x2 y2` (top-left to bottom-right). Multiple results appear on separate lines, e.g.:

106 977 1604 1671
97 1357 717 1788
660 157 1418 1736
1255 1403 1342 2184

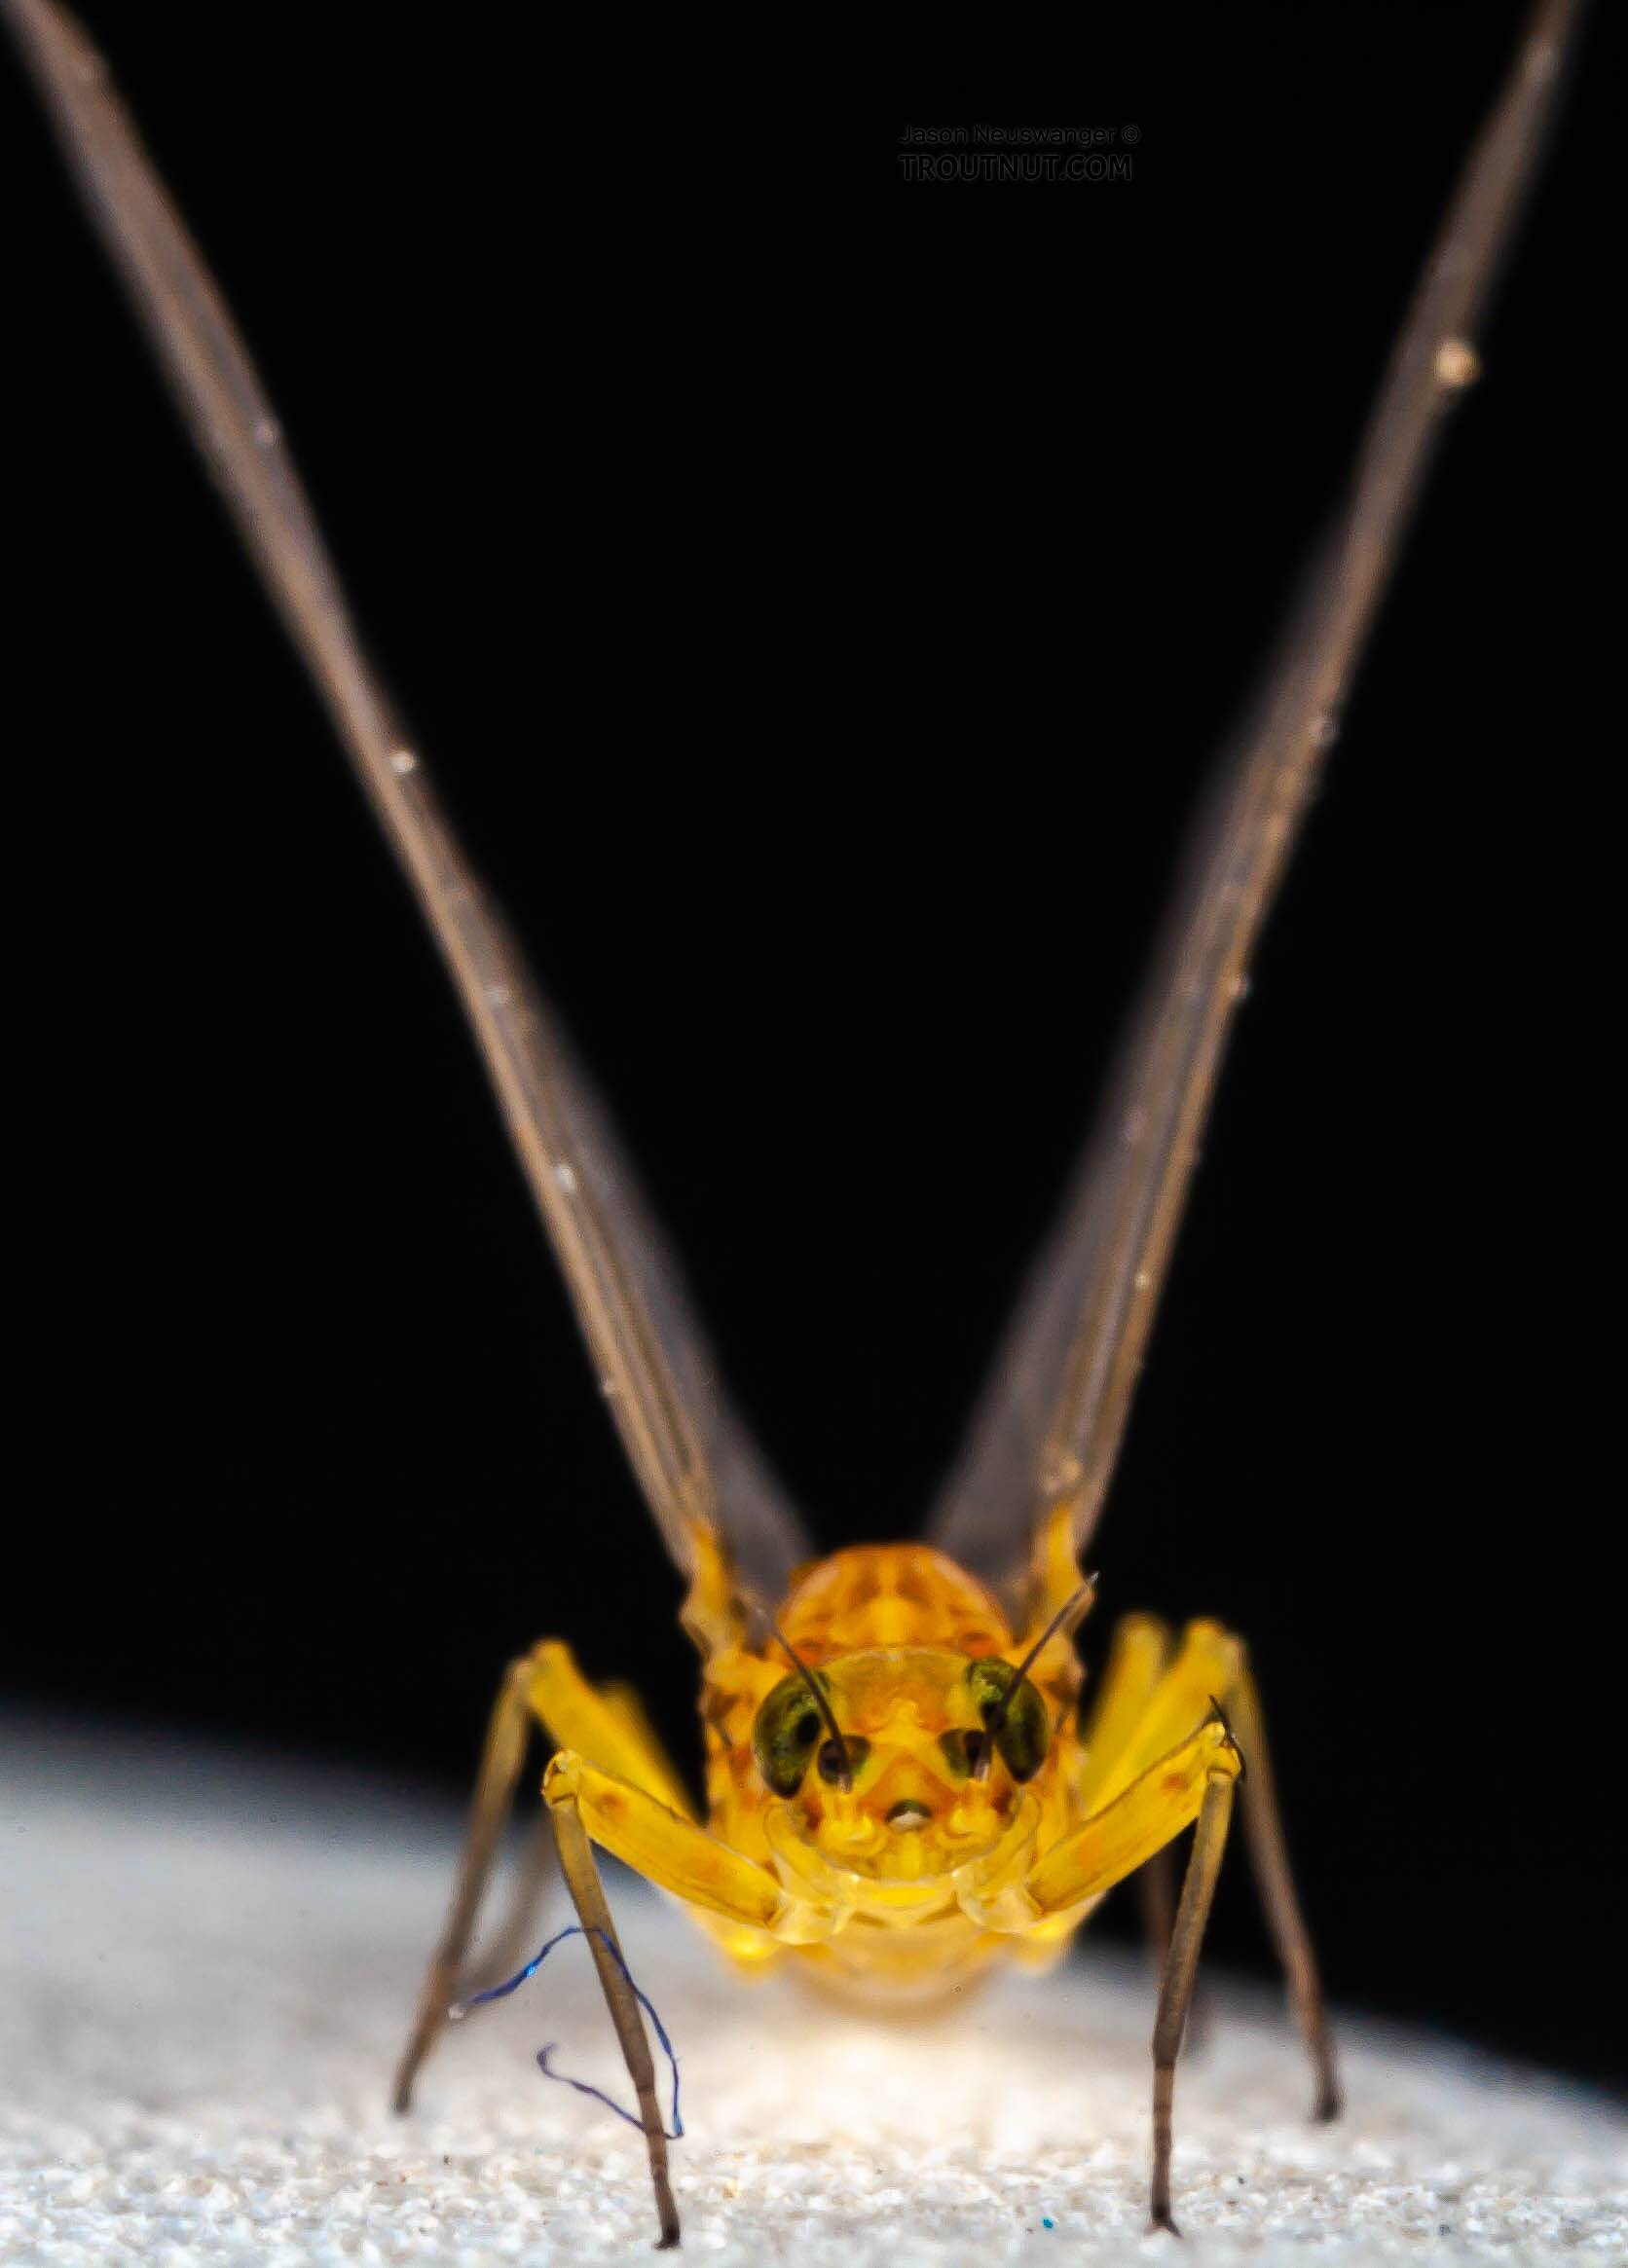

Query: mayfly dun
5 0 1581 2243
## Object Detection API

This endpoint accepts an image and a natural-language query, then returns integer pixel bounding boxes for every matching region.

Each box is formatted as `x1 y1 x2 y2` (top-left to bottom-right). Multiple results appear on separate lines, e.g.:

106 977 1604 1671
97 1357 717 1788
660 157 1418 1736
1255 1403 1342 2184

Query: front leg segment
964 1707 1242 2237
542 1751 838 1942
1079 1618 1339 2124
1150 1771 1236 2234
547 1794 682 2250
1016 1620 1334 2231
1037 1717 1241 2236
1020 1711 1242 1920
542 1750 841 2250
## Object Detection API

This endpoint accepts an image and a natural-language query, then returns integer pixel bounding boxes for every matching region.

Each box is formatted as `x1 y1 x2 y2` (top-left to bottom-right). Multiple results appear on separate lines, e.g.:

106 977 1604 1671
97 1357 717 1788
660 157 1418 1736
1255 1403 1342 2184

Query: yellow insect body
529 1527 1248 2015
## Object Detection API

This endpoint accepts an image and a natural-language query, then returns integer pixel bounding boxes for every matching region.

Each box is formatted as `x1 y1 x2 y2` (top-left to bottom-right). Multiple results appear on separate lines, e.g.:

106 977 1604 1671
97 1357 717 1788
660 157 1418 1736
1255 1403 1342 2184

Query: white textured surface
1 1724 1622 2266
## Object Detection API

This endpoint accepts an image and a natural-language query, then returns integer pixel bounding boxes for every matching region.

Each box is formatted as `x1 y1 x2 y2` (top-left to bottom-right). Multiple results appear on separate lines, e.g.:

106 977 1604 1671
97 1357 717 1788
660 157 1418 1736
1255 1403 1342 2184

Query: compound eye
965 1659 1051 1782
752 1674 827 1796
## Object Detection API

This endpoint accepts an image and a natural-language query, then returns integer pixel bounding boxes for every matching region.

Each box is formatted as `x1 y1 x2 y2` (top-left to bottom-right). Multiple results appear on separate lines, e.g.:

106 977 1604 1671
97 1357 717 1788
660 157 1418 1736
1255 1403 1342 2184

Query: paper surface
2 1721 1621 2264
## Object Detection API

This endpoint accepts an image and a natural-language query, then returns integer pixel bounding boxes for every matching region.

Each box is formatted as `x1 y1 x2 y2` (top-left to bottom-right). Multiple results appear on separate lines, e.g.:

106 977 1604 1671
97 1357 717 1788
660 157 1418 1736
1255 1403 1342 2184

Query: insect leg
547 1793 683 2249
1077 1614 1171 1809
1136 1840 1216 2057
529 1640 696 1820
1077 1618 1239 1812
1078 1619 1194 1994
393 1653 537 2113
456 1650 697 1998
1016 1706 1242 1920
1150 1770 1236 2235
1082 1614 1197 2002
537 1753 842 2248
541 1750 835 1939
985 1707 1242 2229
1229 1663 1340 2120
1085 1621 1317 2070
1136 1843 1177 1966
456 1810 557 2001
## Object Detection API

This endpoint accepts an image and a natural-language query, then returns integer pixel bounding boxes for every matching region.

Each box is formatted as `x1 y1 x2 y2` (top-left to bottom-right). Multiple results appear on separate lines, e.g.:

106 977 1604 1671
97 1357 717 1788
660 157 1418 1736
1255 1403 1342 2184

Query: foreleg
392 1637 699 2112
547 1793 682 2249
1150 1770 1236 2233
963 1700 1244 2234
542 1750 838 2250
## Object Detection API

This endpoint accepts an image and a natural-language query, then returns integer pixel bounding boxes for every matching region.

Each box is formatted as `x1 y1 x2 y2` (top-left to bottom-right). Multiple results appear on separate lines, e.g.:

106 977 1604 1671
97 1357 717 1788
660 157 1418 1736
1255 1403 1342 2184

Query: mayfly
6 0 1581 2244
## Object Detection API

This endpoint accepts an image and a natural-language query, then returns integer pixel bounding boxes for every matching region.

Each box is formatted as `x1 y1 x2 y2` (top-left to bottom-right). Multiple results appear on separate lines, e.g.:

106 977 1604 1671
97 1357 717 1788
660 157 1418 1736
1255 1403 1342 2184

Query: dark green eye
752 1674 828 1796
964 1659 1051 1782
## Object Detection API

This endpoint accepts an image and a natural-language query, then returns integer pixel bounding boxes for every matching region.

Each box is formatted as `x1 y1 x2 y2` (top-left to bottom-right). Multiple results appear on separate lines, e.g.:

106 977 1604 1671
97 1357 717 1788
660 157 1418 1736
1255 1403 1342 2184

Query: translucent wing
5 0 812 1604
930 0 1580 1601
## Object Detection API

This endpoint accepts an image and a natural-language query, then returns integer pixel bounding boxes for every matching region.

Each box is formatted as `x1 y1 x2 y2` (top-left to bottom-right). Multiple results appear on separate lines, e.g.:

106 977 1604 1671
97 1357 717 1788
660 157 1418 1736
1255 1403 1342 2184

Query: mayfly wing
929 0 1581 1605
4 0 812 1607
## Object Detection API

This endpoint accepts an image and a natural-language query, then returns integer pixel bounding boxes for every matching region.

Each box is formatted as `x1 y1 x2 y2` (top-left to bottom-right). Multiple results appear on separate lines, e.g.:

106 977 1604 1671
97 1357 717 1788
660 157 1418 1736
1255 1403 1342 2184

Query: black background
4 10 1617 2089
